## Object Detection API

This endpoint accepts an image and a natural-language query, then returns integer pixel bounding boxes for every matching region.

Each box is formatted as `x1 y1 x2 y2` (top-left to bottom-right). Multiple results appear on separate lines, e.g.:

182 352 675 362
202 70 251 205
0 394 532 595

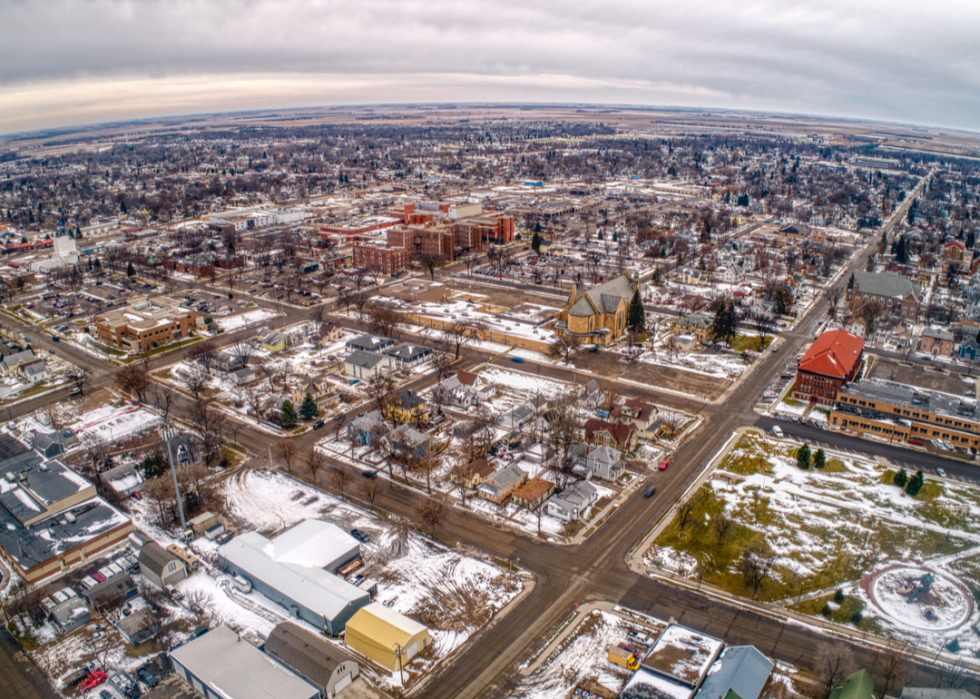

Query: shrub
833 588 845 604
797 444 811 470
821 603 832 617
894 468 909 488
851 611 863 624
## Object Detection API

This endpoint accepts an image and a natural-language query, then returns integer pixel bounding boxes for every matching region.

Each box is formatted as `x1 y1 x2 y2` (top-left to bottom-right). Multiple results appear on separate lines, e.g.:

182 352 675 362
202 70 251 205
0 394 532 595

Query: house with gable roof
794 329 864 405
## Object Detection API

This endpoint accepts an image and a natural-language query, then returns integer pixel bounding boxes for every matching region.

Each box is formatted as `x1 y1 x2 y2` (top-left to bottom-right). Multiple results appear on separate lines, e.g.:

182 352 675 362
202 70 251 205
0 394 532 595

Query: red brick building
794 329 865 405
353 243 409 276
387 223 456 261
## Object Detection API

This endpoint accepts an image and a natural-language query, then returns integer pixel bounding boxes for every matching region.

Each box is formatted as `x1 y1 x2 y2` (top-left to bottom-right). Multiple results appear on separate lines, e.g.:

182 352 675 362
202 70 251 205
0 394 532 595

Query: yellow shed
344 602 431 671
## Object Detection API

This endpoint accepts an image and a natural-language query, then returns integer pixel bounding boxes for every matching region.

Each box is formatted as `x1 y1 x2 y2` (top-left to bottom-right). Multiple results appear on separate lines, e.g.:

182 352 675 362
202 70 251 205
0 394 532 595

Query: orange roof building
793 329 864 405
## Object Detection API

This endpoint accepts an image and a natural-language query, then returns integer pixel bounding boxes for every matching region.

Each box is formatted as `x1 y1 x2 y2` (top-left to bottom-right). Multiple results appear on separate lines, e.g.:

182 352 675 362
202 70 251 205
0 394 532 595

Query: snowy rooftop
641 624 724 687
264 519 360 570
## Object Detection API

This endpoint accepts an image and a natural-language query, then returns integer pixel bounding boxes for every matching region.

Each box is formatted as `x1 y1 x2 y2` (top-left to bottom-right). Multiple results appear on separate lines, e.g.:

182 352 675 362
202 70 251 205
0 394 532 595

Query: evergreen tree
711 302 738 347
299 393 319 421
534 221 542 233
126 261 135 277
280 400 299 428
627 289 646 331
597 229 604 240
905 470 925 496
531 231 542 253
894 468 909 488
813 448 826 469
848 272 855 290
797 443 811 470
120 200 127 214
139 453 168 479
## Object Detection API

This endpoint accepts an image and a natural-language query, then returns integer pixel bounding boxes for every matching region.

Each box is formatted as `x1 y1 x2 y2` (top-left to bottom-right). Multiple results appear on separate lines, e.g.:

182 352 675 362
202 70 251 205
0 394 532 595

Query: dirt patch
869 357 975 397
573 352 730 400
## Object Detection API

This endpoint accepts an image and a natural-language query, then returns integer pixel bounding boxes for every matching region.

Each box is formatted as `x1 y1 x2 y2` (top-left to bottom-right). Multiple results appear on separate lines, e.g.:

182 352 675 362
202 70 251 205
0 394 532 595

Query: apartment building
352 242 409 275
92 295 197 352
831 379 980 448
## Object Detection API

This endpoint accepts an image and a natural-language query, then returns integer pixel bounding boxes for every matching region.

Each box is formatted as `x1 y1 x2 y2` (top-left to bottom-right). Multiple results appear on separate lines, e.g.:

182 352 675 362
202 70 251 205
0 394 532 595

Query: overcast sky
1 0 978 135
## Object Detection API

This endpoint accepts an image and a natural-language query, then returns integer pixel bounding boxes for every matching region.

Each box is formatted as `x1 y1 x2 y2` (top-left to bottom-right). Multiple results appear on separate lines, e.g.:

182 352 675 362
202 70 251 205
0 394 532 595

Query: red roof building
583 418 639 452
794 329 865 405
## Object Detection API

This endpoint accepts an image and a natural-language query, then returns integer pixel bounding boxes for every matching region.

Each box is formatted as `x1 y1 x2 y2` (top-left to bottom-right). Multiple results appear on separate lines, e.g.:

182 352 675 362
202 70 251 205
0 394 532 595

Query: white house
344 351 396 381
546 481 599 522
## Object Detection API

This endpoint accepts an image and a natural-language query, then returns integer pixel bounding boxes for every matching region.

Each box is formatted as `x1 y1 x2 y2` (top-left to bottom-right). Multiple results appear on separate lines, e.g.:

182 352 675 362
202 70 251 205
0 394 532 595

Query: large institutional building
92 295 197 353
793 329 865 405
556 273 639 345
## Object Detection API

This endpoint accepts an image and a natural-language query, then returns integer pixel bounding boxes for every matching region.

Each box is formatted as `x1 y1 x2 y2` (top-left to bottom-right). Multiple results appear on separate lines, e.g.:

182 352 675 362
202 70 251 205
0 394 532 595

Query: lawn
650 432 980 603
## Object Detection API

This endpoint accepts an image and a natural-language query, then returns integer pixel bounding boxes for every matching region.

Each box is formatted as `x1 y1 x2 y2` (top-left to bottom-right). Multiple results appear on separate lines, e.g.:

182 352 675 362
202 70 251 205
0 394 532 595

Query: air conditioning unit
65 512 76 524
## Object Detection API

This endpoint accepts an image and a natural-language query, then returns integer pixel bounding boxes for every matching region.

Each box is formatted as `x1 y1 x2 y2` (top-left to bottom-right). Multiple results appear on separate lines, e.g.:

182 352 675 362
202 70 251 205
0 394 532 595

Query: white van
772 426 784 439
232 575 252 594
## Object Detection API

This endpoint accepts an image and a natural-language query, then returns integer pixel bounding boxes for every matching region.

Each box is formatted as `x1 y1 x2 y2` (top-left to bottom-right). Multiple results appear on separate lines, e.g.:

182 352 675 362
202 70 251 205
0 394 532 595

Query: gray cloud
1 0 978 133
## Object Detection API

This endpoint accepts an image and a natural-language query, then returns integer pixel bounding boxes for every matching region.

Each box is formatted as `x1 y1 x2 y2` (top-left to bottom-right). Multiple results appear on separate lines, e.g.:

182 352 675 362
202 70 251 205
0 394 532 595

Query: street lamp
158 425 186 530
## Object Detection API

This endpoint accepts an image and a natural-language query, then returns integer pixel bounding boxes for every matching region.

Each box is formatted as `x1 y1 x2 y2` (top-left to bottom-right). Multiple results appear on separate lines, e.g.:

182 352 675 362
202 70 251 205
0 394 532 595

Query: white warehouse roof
169 624 318 699
218 532 368 622
267 519 360 570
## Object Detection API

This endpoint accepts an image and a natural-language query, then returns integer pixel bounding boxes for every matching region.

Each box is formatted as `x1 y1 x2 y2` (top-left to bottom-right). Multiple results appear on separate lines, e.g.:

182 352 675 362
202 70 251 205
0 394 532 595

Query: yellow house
256 327 291 353
345 602 431 671
556 273 638 345
386 389 429 425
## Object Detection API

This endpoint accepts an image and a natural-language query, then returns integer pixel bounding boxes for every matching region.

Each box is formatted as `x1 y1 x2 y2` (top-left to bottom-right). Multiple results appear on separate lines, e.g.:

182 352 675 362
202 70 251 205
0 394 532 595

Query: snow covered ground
13 400 162 447
216 308 278 332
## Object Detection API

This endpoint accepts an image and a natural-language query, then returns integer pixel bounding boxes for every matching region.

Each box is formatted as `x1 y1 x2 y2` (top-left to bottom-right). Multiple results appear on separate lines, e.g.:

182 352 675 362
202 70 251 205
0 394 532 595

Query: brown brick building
93 295 197 352
353 243 409 275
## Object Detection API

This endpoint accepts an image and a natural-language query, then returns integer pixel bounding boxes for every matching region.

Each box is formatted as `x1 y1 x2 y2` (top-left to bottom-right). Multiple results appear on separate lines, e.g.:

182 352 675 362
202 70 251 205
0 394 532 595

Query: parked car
312 420 324 430
361 470 378 479
658 460 670 471
131 491 142 500
510 356 524 363
644 485 657 498
627 630 653 646
79 671 108 692
937 468 947 478
350 529 370 543
772 426 784 438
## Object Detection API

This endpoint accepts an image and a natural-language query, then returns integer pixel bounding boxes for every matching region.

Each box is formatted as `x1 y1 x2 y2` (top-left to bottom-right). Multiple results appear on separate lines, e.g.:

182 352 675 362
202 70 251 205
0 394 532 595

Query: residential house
449 458 494 489
556 273 640 345
848 271 920 320
614 397 662 439
50 597 91 632
383 423 430 461
827 669 877 699
344 351 396 380
721 265 745 284
313 323 344 346
118 607 160 645
570 443 625 482
675 266 707 285
347 411 386 446
138 542 187 590
511 478 555 509
31 429 77 458
546 481 598 522
291 375 338 414
433 371 494 408
583 418 639 452
674 313 713 342
18 359 51 385
960 337 980 362
345 334 395 353
477 464 528 504
581 379 603 408
382 343 431 368
257 327 291 353
693 645 774 699
919 327 955 356
1 349 36 376
387 389 429 424
230 366 257 384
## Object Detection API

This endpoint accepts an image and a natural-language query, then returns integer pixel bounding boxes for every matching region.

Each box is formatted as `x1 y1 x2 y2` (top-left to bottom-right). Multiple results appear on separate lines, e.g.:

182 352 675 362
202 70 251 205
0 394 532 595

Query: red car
658 460 670 471
78 670 107 692
92 573 106 583
131 491 142 500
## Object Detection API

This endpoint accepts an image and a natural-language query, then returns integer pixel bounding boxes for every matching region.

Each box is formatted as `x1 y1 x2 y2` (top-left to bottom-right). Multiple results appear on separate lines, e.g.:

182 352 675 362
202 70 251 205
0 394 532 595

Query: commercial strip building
92 294 197 352
830 379 980 449
794 329 865 405
170 625 319 699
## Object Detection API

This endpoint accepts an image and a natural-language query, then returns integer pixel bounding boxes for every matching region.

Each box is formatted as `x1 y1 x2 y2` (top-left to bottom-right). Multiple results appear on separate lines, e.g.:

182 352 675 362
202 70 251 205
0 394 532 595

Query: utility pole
159 425 186 530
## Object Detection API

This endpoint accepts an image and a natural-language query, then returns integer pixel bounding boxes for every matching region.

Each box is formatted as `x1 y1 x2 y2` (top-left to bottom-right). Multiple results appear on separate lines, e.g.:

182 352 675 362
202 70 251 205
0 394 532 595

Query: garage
263 621 361 699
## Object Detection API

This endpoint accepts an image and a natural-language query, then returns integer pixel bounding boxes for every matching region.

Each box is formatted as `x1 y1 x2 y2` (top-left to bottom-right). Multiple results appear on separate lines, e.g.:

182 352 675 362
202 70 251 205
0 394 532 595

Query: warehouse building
264 621 360 699
170 625 319 699
217 520 369 635
344 602 431 671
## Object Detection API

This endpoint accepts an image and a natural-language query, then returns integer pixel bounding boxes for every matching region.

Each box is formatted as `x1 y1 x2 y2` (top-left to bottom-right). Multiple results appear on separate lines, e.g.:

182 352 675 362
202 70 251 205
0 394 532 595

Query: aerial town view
1 3 979 699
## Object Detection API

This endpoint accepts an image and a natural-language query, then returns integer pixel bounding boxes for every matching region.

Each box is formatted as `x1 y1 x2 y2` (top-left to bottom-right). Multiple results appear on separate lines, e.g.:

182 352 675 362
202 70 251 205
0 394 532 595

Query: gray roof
383 343 430 361
853 271 919 300
218 532 369 622
264 622 358 693
1 349 36 371
549 480 597 511
50 597 90 627
345 350 389 369
345 334 394 352
118 607 158 637
922 326 954 340
487 463 526 489
349 410 384 434
838 379 979 425
389 423 428 447
0 459 92 524
170 625 319 699
694 645 774 699
569 274 635 317
84 574 136 606
138 541 181 577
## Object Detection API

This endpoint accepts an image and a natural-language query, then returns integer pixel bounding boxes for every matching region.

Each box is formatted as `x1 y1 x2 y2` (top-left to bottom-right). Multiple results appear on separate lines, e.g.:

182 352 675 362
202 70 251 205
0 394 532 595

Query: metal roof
264 622 357 692
218 533 368 622
695 646 774 699
170 625 319 699
346 602 427 650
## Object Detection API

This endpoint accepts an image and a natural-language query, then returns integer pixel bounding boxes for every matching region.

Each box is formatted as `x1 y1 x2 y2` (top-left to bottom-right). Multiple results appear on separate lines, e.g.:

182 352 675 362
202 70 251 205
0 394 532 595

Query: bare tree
305 448 325 482
548 393 581 491
368 303 400 338
229 332 255 368
188 399 226 465
329 466 351 501
181 365 209 399
187 340 218 378
415 496 447 536
826 285 844 321
550 333 582 364
65 367 91 396
441 319 483 359
115 364 150 402
815 645 857 697
359 477 386 509
872 644 911 698
152 386 176 421
275 439 298 472
740 544 777 598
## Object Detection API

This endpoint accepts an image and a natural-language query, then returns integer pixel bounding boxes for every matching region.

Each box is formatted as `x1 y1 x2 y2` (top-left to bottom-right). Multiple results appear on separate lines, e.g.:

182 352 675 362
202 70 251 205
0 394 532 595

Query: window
168 562 177 572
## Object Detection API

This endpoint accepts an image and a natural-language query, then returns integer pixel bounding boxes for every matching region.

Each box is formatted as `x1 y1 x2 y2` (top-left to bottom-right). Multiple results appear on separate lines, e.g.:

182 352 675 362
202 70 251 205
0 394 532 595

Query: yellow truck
608 643 639 671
